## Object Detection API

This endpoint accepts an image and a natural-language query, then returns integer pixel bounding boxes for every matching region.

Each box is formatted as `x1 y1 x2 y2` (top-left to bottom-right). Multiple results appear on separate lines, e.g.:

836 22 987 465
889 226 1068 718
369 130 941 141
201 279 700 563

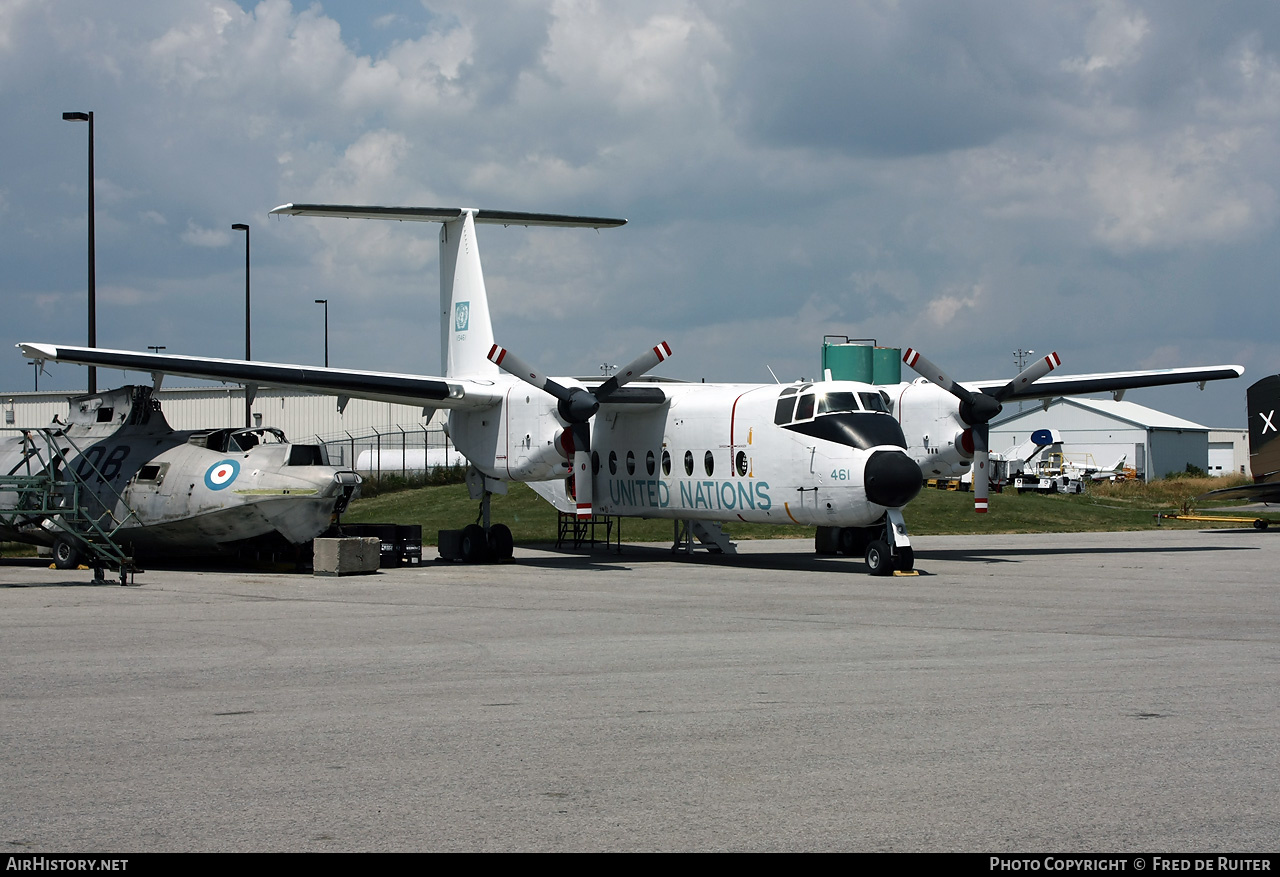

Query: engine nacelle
894 379 976 478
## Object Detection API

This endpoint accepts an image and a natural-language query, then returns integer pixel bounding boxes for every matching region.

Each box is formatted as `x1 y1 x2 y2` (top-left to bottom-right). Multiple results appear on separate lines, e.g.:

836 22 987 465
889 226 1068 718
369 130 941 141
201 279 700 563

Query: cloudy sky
2 0 1277 427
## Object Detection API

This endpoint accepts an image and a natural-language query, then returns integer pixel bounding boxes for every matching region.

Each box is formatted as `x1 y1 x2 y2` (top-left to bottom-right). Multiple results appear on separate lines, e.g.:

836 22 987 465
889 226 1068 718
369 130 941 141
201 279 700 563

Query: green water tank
872 347 902 385
822 342 873 383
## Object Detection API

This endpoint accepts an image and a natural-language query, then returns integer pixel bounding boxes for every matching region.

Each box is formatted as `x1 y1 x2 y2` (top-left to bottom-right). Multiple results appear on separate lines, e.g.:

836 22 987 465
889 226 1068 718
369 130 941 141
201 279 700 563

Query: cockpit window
817 392 860 415
774 395 797 425
795 393 816 421
195 427 289 453
859 392 889 413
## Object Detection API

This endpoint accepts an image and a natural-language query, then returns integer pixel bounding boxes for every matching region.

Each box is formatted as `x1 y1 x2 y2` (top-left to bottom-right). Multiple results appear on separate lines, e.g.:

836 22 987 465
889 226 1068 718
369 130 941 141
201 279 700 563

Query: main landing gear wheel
460 524 487 563
53 536 82 571
488 523 514 560
896 546 915 573
840 526 872 557
865 539 893 577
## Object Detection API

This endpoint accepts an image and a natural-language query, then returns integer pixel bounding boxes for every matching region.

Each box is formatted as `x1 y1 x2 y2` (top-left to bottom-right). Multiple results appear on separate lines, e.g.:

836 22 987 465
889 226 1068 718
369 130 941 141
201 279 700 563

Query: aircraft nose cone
864 450 922 508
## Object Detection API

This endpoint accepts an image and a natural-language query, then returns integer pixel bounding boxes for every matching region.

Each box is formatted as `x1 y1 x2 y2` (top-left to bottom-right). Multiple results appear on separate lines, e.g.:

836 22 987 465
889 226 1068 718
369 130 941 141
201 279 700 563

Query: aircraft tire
488 523 514 560
896 546 915 572
840 527 872 556
865 539 893 576
814 526 839 555
1254 519 1268 531
53 537 81 571
460 524 488 563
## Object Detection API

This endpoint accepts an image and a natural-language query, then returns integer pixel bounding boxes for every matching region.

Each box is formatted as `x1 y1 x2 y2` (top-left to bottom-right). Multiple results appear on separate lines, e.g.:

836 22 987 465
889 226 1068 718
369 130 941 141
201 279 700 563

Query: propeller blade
488 343 598 422
973 424 990 513
903 347 1000 424
902 348 978 406
487 344 572 403
596 341 673 401
992 352 1061 402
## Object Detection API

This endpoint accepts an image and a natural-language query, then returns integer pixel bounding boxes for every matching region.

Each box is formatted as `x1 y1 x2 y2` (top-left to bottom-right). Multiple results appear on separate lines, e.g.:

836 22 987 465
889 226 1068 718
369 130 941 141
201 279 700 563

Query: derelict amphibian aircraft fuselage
0 384 361 568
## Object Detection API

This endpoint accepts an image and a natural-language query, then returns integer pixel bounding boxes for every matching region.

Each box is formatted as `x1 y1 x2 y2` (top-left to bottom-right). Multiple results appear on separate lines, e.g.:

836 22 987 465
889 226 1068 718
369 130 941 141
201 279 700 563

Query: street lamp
62 110 95 394
314 299 329 367
27 361 39 392
232 223 250 427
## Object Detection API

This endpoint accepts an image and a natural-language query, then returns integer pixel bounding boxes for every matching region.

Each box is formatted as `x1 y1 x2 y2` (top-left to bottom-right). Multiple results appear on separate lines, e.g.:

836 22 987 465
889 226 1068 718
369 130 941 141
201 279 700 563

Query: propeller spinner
487 342 672 518
903 348 1060 512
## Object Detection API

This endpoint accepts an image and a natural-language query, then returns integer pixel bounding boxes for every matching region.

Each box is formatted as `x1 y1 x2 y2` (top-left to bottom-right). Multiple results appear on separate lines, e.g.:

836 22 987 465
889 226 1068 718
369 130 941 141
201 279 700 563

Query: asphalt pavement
2 529 1276 852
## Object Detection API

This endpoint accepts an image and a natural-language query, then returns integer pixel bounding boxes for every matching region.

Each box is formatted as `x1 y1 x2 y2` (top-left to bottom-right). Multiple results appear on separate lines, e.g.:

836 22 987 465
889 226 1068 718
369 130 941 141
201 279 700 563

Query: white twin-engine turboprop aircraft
20 203 1243 575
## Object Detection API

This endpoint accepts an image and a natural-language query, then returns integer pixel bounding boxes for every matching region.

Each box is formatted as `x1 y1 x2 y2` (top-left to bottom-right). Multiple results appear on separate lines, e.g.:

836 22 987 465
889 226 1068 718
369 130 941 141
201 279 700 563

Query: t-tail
268 204 626 379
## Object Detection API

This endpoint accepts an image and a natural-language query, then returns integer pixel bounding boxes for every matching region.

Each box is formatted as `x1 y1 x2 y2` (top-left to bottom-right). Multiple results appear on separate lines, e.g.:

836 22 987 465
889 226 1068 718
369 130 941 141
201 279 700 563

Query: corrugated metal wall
4 386 445 439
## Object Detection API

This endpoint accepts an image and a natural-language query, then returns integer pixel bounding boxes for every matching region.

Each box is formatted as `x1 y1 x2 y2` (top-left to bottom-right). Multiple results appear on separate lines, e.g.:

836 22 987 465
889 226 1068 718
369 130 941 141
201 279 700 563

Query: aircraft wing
965 364 1244 400
17 343 503 410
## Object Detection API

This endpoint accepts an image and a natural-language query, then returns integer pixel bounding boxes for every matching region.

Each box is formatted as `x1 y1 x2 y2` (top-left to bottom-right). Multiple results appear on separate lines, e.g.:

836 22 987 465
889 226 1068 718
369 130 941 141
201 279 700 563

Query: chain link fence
311 424 464 482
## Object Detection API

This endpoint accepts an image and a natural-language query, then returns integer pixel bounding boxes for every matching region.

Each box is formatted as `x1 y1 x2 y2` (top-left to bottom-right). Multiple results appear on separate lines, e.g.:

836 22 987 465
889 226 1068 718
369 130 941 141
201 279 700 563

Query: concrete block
313 537 381 577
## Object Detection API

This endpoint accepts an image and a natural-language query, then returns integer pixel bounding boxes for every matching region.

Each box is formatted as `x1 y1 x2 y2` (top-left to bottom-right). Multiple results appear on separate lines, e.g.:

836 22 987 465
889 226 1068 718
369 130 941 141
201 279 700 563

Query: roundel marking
205 459 241 490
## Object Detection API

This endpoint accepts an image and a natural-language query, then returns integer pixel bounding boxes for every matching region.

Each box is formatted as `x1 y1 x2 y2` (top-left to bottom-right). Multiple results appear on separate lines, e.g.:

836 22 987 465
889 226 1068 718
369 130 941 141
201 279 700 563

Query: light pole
232 224 251 427
147 345 166 354
28 361 39 392
1014 348 1034 412
314 299 329 367
62 111 95 394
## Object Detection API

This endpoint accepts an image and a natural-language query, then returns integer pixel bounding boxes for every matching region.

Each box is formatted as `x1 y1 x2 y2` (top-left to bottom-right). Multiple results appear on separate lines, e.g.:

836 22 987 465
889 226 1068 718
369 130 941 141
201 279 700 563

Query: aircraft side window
661 450 671 476
684 450 694 476
287 445 324 466
646 450 656 476
795 393 816 420
704 450 715 476
626 451 636 476
775 396 797 425
735 451 747 477
608 451 618 475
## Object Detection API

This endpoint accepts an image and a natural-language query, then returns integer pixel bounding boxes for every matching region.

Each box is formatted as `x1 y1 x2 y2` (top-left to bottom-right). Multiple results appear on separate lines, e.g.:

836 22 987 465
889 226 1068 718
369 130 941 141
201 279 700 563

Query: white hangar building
988 398 1218 482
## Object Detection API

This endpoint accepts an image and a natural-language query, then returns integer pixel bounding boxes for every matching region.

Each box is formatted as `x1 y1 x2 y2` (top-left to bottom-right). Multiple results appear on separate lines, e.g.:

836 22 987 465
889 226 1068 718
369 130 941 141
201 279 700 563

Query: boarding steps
672 519 737 554
556 511 622 552
0 428 139 584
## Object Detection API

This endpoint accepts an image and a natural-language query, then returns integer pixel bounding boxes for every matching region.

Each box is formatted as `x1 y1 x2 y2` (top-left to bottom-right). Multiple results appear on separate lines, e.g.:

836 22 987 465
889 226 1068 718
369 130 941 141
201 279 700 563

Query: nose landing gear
816 508 917 576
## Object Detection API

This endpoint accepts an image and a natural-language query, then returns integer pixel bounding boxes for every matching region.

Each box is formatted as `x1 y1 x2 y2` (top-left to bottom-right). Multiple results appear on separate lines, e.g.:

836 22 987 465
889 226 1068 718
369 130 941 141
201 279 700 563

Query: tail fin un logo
455 301 470 332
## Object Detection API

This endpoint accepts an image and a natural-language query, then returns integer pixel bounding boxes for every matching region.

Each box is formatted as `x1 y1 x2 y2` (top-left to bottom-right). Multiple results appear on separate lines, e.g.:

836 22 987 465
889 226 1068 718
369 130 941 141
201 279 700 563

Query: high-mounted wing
966 365 1244 400
17 343 503 410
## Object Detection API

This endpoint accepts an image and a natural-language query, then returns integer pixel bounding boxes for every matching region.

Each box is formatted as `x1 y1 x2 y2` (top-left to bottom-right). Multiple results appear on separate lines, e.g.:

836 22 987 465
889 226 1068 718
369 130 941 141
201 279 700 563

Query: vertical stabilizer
1246 375 1280 481
268 204 625 379
439 211 498 379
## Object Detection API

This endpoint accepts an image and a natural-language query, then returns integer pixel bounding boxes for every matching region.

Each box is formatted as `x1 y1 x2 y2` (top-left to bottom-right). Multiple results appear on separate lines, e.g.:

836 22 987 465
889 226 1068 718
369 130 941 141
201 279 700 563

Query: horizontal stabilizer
270 203 626 229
